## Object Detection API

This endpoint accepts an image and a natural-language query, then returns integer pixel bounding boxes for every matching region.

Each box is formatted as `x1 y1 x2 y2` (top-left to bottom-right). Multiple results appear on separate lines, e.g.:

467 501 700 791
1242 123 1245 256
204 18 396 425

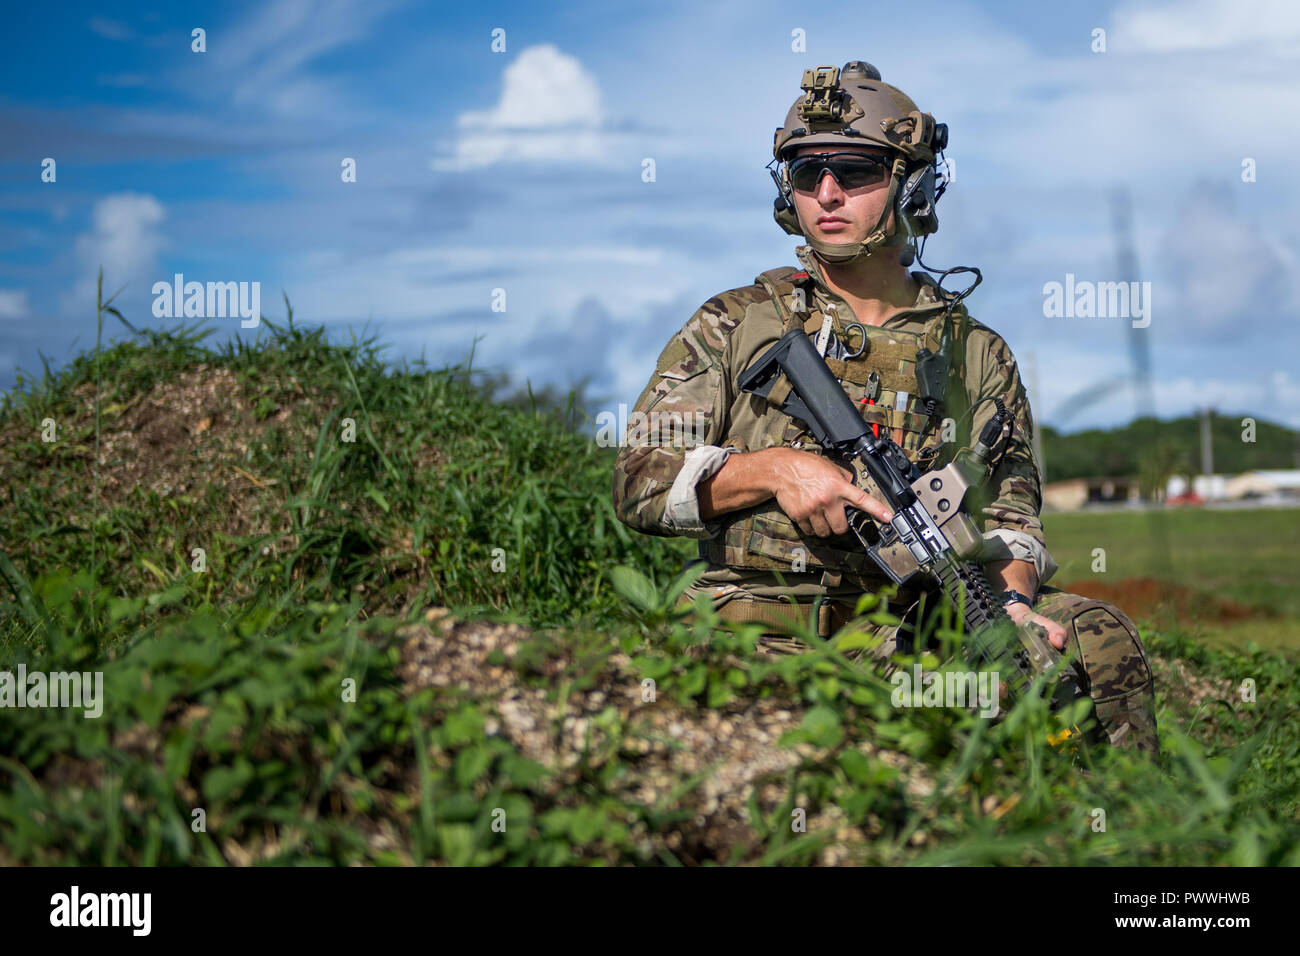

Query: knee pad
1039 593 1159 754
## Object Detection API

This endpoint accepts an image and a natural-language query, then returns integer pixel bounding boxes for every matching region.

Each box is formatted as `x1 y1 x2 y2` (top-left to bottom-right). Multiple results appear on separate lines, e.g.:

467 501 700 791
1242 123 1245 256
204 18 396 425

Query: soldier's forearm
697 447 789 519
983 558 1039 601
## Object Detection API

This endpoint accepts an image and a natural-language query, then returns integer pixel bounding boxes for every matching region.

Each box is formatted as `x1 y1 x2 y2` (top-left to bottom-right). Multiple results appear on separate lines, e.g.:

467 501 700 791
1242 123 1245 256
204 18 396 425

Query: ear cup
897 163 939 238
771 166 804 236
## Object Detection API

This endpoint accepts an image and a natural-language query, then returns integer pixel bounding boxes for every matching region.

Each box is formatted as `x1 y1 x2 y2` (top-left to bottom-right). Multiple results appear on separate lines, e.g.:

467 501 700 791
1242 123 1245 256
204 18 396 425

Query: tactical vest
700 266 973 582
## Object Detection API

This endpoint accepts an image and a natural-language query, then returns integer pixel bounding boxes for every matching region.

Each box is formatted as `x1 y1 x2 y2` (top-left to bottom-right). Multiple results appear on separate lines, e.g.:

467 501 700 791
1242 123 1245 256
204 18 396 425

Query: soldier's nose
817 170 843 199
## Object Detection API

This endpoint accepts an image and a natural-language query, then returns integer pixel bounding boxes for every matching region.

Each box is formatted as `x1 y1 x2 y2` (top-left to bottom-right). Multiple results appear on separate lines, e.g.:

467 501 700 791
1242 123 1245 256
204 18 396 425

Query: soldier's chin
811 226 863 244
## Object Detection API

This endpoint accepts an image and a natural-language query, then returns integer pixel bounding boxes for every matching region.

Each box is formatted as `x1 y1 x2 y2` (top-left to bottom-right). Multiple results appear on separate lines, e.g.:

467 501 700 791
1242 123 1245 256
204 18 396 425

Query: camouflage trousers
678 581 1159 755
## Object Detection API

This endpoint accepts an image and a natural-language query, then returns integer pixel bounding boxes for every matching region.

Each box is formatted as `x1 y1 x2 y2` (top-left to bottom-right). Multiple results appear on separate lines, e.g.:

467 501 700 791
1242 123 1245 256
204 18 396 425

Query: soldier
612 61 1157 754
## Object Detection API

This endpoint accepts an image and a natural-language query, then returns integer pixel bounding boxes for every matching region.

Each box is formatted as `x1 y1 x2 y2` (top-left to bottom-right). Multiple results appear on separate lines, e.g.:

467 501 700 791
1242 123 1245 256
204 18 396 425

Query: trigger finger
856 491 893 525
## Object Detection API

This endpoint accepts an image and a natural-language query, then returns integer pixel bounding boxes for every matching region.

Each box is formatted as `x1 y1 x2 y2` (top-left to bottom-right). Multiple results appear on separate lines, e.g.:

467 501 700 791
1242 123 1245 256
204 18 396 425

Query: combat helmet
770 61 948 266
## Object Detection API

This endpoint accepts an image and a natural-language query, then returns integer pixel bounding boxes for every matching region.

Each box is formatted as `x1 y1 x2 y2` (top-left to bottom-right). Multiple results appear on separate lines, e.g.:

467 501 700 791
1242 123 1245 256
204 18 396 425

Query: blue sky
2 0 1298 434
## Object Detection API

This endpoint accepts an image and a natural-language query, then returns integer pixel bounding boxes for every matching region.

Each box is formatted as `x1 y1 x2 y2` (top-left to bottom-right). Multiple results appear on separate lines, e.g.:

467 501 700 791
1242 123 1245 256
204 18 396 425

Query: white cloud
277 239 678 330
1157 181 1299 337
1148 371 1300 428
1034 357 1300 431
86 17 134 41
433 45 627 170
202 0 396 116
461 44 602 129
385 244 663 269
0 289 30 319
1112 0 1300 53
816 2 1300 191
66 194 166 311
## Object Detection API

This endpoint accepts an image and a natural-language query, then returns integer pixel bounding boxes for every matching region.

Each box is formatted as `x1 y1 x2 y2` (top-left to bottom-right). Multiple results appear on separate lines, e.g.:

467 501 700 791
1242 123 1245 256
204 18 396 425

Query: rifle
738 328 1093 726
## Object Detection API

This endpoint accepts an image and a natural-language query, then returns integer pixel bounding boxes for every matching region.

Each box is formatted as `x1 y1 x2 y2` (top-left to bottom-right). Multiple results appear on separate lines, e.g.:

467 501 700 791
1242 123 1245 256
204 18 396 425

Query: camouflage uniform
612 244 1159 753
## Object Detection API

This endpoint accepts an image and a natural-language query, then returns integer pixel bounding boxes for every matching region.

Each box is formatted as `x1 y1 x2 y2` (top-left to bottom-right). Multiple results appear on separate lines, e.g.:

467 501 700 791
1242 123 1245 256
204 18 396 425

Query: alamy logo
0 665 103 718
594 403 708 448
1042 273 1152 328
891 663 1000 718
49 886 151 936
152 273 260 328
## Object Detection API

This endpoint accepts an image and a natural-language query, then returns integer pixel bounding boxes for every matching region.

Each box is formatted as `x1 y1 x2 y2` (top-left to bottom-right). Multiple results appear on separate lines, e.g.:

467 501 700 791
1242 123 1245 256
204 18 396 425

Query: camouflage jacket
612 244 1056 591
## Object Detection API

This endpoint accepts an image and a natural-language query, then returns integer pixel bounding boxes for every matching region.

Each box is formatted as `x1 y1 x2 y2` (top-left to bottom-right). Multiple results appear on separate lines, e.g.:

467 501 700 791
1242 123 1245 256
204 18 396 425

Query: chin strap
800 156 911 266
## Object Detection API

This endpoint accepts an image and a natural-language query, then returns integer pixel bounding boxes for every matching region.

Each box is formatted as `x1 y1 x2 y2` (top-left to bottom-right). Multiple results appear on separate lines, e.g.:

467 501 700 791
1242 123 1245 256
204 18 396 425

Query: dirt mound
1058 576 1265 628
397 608 930 865
79 365 330 514
0 363 329 537
0 362 344 592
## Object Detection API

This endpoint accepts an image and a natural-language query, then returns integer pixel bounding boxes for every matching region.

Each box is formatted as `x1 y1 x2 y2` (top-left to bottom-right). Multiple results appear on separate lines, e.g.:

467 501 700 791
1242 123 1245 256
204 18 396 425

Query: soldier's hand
769 448 893 538
1005 602 1068 651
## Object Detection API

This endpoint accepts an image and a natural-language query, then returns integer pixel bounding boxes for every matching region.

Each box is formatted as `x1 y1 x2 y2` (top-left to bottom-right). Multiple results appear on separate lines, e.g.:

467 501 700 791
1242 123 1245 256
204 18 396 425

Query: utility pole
1112 187 1169 570
1200 406 1214 478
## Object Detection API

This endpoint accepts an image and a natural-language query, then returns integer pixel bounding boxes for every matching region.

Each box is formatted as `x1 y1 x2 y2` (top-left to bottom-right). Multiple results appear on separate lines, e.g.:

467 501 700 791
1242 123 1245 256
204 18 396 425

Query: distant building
1043 476 1142 511
1223 469 1300 500
1166 474 1229 500
1044 470 1300 511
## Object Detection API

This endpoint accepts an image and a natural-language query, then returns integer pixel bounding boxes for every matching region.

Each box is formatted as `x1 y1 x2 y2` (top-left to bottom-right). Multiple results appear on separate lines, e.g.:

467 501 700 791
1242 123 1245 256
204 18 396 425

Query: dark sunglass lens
791 161 833 190
789 159 822 191
789 155 886 191
834 157 887 188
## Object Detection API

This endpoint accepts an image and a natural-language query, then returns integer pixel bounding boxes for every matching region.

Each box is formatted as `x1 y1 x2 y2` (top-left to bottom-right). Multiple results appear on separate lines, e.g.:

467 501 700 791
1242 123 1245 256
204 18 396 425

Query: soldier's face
789 144 895 246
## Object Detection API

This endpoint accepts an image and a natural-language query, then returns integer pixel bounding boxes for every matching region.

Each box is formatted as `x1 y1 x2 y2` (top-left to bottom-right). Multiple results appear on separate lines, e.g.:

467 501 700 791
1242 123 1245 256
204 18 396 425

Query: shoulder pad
961 311 997 338
753 266 807 289
693 281 775 332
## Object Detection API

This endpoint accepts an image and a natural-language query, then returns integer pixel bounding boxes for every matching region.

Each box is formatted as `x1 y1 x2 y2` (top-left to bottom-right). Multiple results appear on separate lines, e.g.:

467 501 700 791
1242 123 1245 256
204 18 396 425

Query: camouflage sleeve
611 299 733 538
961 325 1058 584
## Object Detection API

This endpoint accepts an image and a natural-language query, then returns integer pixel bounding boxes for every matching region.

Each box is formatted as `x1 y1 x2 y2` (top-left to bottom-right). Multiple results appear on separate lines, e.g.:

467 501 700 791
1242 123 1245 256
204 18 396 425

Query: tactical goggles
787 152 891 192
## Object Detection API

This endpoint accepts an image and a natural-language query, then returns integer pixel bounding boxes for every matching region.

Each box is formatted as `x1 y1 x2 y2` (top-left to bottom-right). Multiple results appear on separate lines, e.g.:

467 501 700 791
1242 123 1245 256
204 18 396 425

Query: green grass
1 311 1297 866
1045 507 1300 651
0 312 690 647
